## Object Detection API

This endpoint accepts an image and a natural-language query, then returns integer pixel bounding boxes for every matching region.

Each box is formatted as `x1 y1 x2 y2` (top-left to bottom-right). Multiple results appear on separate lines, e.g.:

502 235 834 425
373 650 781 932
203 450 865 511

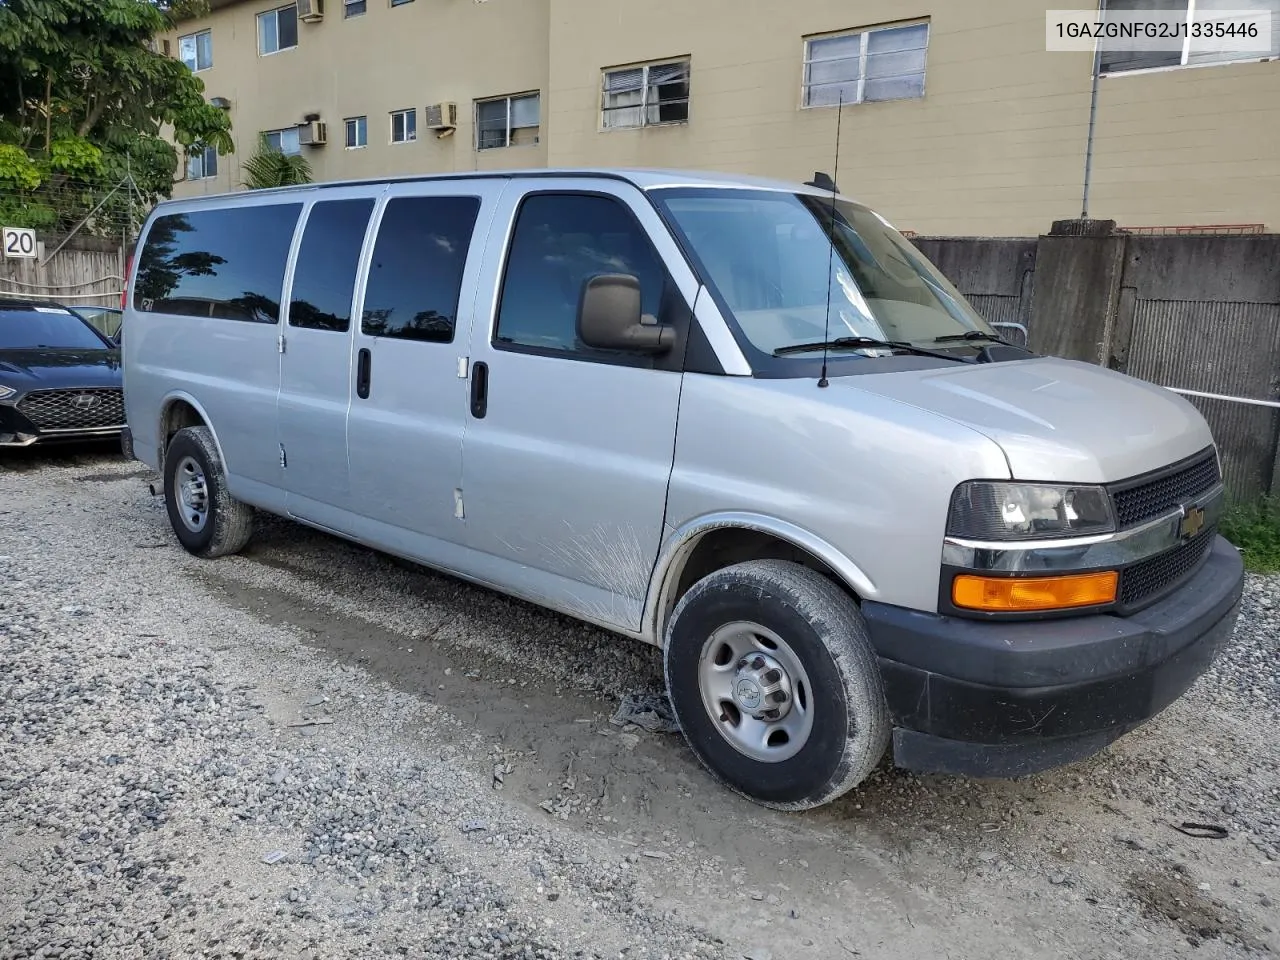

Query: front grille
1118 523 1216 610
1109 448 1220 529
17 388 124 431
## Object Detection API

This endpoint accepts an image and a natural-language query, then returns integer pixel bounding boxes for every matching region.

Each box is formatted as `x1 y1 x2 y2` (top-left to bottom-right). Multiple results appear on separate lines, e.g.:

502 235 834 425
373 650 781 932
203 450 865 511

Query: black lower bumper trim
891 725 1133 779
865 536 1244 776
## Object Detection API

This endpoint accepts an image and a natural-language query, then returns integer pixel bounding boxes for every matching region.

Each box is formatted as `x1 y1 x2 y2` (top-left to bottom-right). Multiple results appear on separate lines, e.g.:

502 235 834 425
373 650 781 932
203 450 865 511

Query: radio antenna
816 92 844 388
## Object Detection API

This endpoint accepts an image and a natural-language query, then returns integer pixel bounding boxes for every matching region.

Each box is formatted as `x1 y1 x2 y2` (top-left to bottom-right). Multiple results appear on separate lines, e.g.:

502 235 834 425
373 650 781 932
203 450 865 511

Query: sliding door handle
470 361 488 418
356 347 371 399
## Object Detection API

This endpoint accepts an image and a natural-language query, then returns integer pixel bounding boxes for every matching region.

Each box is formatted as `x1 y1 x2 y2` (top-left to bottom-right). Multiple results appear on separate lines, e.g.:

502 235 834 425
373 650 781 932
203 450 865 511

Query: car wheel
663 559 890 810
163 426 253 558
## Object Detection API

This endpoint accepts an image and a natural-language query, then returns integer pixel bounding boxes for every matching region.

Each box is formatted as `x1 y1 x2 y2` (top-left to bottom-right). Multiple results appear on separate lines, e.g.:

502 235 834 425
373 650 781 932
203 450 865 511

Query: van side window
361 195 480 343
134 204 302 322
494 193 667 359
289 198 375 333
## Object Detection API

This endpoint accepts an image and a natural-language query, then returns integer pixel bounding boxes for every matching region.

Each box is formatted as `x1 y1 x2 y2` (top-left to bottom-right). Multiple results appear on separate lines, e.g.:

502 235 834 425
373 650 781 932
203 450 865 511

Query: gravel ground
1 447 1278 960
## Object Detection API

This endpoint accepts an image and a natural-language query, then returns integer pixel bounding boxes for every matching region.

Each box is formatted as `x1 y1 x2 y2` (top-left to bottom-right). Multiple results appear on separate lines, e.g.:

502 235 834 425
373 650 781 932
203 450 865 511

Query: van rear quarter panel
665 373 1012 614
126 311 281 496
123 200 297 498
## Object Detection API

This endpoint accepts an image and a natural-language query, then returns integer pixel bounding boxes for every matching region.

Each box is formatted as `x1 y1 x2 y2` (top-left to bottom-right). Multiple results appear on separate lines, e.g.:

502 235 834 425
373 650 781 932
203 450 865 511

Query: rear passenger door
345 181 501 559
277 190 378 525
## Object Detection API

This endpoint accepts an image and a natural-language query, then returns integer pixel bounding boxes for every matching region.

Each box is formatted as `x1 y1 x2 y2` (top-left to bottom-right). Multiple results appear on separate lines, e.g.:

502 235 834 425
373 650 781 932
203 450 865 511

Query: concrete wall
911 238 1037 334
163 1 1280 236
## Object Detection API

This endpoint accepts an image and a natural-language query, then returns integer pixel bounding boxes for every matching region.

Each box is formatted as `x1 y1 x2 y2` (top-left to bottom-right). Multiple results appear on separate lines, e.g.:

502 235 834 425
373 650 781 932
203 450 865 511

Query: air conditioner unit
425 102 458 130
298 120 327 145
297 0 324 22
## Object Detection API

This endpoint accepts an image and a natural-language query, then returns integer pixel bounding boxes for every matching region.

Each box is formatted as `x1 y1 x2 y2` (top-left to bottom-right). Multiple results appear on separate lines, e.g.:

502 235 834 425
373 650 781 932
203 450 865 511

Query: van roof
153 167 855 210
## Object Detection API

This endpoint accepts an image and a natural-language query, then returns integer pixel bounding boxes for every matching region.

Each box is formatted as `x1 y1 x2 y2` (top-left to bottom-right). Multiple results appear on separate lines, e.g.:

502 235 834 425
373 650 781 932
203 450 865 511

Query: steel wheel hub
697 621 814 764
175 456 209 533
731 651 794 722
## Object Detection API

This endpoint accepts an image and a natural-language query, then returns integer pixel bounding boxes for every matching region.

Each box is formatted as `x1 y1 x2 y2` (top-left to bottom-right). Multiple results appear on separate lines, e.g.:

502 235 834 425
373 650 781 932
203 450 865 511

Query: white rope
0 290 121 302
0 274 124 289
1164 386 1280 410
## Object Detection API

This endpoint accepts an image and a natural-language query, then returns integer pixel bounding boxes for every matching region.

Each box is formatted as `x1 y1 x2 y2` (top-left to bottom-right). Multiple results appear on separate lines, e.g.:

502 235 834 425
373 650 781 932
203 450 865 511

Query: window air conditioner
425 102 458 130
299 120 327 145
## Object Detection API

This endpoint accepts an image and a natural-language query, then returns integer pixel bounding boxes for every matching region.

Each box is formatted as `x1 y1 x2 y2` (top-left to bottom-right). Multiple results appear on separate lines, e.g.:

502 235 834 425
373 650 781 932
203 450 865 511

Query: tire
663 559 890 811
163 426 254 558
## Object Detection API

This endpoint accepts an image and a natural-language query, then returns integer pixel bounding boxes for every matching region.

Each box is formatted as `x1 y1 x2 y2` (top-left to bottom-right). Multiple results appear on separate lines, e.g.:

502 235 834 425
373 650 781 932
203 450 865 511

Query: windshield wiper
772 336 972 362
931 330 1007 344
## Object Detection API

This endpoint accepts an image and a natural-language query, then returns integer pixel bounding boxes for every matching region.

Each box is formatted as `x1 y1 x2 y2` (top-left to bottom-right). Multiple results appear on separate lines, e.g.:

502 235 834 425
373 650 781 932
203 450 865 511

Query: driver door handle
356 347 371 399
470 361 488 419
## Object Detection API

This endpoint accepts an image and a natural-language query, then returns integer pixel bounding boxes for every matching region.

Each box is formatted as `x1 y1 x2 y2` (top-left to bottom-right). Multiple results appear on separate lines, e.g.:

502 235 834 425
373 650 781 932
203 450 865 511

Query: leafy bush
1221 496 1280 573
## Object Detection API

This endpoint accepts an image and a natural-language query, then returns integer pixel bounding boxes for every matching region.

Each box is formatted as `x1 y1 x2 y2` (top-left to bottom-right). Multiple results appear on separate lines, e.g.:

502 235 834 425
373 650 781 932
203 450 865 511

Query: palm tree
240 133 312 189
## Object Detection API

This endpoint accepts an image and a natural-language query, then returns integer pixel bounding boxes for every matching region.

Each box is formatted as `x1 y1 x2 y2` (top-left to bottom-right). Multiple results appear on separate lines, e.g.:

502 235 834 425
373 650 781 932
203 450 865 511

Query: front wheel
663 559 890 810
163 425 254 558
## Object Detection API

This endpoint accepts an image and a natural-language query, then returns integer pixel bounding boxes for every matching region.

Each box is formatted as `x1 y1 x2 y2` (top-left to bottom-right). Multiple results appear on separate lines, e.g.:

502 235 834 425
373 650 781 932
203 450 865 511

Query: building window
345 116 368 148
179 29 213 72
265 127 302 155
258 4 299 55
345 0 367 16
186 145 218 180
391 0 414 6
390 108 417 143
475 93 540 150
601 59 690 129
1098 0 1280 74
803 21 929 107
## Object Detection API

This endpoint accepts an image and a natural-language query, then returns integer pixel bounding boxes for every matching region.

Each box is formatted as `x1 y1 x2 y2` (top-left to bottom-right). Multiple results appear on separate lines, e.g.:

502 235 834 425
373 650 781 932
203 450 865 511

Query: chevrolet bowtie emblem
1179 505 1206 540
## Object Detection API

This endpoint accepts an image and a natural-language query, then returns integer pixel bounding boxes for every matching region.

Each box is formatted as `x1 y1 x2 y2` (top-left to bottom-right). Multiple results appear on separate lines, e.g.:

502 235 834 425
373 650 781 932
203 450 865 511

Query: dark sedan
0 300 125 447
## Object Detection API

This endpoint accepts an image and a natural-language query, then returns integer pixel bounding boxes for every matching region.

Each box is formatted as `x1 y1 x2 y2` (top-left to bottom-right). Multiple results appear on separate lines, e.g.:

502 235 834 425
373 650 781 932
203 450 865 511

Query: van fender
157 390 227 472
643 511 879 646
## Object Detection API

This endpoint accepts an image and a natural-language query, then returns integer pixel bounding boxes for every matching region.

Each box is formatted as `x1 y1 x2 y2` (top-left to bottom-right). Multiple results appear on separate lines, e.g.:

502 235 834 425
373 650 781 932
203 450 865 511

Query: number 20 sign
2 226 39 259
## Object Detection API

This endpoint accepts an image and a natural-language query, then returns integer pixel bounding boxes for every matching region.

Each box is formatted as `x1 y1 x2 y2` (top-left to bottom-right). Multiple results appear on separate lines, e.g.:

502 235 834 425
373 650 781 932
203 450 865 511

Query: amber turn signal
952 571 1118 612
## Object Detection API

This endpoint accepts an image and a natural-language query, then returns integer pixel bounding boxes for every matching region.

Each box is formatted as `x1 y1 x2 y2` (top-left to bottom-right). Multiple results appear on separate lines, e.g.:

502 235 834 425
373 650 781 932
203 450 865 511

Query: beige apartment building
165 0 1280 237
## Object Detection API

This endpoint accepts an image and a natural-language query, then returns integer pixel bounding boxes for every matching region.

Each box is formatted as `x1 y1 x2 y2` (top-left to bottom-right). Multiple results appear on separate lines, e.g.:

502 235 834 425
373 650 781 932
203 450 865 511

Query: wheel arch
645 513 877 647
157 392 223 473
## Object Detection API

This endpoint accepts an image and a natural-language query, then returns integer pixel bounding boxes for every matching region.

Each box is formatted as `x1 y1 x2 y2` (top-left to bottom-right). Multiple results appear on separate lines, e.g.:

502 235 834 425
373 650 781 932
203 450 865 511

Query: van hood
842 356 1214 483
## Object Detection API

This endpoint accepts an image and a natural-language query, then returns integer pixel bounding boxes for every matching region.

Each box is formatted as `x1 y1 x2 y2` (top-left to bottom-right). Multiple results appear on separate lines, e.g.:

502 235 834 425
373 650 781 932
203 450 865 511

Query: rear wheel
663 559 889 810
163 426 253 558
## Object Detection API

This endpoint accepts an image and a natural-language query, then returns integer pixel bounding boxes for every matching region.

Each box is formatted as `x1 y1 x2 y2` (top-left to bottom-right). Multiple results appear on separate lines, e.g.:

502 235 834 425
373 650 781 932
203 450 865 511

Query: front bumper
863 535 1245 777
0 396 124 447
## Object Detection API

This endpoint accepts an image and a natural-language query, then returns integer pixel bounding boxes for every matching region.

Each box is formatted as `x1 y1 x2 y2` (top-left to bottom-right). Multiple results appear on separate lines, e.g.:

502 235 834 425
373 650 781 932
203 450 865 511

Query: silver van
120 169 1244 810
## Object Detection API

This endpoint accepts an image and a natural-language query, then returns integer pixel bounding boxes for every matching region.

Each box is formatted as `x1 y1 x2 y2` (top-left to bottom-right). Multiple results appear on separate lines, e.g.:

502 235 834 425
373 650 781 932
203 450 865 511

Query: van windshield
651 188 994 360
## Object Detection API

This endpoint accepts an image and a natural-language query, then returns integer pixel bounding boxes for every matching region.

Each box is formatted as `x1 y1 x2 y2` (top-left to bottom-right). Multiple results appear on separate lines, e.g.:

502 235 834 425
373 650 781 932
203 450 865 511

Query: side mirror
577 274 674 354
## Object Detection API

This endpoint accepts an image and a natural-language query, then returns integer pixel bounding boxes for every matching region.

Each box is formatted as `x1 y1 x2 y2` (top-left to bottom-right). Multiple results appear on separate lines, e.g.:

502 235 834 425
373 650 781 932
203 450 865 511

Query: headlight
947 481 1114 541
0 385 15 400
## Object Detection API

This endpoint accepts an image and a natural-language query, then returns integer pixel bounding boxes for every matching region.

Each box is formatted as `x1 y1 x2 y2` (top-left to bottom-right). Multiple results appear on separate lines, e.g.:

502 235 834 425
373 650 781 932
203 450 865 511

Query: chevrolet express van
120 169 1244 810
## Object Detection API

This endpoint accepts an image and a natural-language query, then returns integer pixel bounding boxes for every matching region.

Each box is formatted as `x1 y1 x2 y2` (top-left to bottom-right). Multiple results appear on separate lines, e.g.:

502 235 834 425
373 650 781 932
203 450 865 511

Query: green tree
0 0 233 233
241 134 312 190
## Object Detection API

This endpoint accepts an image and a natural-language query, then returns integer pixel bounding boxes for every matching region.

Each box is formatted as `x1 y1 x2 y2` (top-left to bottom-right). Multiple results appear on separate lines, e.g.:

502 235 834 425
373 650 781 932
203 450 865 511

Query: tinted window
495 193 666 356
361 196 479 343
135 204 302 323
289 198 374 332
0 308 107 350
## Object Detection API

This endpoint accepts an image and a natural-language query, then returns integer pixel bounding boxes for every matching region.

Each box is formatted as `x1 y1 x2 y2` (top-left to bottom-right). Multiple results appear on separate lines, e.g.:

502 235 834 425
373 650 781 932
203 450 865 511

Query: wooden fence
0 235 124 310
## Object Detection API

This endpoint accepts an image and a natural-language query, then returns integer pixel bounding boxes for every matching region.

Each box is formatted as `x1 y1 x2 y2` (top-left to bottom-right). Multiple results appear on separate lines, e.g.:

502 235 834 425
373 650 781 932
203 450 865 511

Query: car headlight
0 385 15 401
947 481 1114 541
